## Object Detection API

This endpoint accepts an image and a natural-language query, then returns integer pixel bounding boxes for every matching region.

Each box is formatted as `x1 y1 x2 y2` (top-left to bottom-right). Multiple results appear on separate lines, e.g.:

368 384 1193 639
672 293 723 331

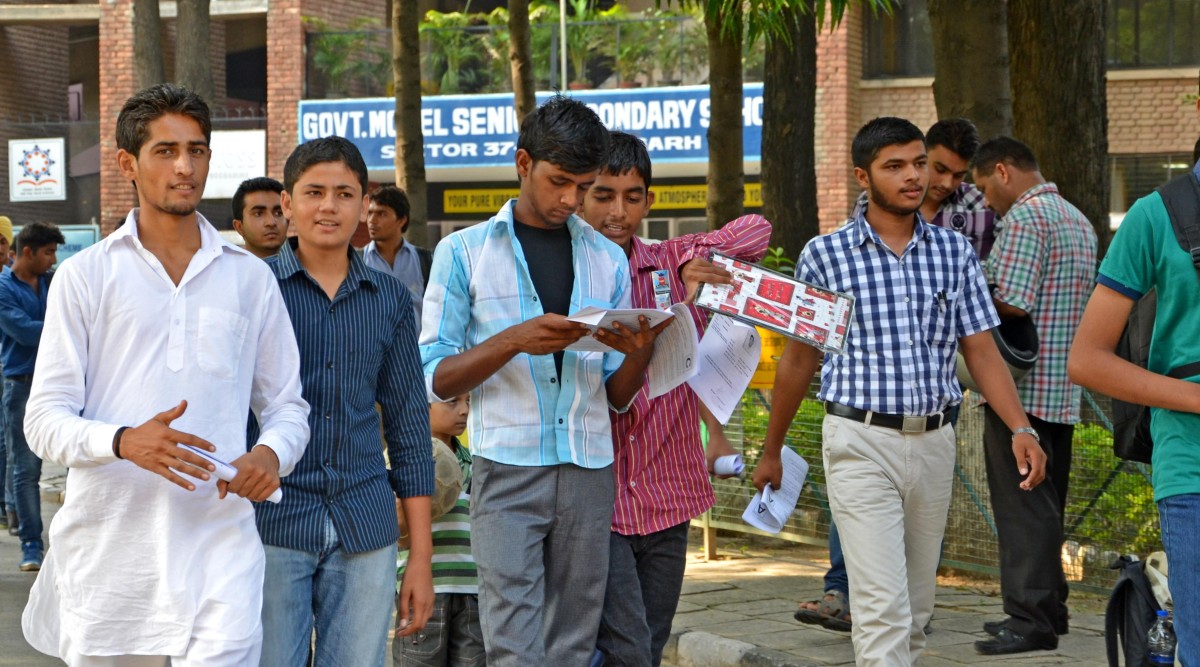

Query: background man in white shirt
364 185 432 322
20 83 310 667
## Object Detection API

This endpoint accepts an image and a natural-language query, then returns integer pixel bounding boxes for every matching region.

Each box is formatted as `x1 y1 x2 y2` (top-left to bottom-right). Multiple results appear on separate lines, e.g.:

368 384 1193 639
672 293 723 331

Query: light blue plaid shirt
798 210 999 415
420 200 631 468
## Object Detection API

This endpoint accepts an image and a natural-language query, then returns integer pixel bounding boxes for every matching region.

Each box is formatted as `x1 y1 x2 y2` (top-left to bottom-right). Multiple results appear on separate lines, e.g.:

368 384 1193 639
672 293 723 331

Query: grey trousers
470 458 615 666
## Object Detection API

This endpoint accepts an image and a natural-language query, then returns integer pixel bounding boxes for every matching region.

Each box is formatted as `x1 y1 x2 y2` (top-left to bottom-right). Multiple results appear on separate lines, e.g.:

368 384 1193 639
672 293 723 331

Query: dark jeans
0 373 12 510
4 378 42 546
982 405 1071 647
393 593 486 667
597 521 690 667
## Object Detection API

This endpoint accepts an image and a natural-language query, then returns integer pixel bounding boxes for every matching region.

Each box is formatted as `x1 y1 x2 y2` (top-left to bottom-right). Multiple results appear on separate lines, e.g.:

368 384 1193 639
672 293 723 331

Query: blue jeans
597 522 691 667
393 593 485 667
260 518 398 667
0 373 13 511
825 521 848 597
4 378 41 546
1158 494 1200 666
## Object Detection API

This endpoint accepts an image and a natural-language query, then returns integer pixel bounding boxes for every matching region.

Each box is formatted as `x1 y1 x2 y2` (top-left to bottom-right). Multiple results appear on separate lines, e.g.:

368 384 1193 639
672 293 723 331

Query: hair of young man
232 177 284 221
926 118 981 162
15 221 66 255
971 136 1040 177
369 185 411 221
116 83 211 157
1192 136 1200 166
283 136 369 195
603 131 653 189
516 94 611 175
851 117 926 171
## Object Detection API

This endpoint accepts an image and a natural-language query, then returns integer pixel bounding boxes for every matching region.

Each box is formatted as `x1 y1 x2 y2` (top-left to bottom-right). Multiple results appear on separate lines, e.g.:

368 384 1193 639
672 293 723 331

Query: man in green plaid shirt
969 137 1098 655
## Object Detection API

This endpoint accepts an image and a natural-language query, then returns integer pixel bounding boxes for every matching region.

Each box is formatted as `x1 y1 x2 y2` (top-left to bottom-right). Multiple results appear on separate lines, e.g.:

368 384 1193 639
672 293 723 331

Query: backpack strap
417 245 434 289
1156 172 1200 280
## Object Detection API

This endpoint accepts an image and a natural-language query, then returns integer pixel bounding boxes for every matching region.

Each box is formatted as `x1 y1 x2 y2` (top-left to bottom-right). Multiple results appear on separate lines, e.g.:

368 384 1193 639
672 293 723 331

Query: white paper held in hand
741 446 808 533
181 444 283 503
712 454 744 477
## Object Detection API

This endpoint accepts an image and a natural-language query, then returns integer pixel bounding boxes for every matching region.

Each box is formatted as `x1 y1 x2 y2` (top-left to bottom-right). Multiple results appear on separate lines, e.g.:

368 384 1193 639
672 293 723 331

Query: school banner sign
10 137 66 202
298 84 764 172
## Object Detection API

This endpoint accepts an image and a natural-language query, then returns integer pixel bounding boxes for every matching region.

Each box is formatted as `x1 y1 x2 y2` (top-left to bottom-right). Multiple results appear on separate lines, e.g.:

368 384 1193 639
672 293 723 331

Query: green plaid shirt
985 183 1097 423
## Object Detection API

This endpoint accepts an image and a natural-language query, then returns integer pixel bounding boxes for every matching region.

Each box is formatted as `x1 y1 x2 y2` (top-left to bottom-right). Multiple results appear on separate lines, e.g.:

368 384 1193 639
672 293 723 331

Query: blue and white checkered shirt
420 200 631 469
797 210 999 416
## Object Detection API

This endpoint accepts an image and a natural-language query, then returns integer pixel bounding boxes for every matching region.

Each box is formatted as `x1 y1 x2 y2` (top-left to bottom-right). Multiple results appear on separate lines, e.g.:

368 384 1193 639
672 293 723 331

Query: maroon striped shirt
611 214 772 536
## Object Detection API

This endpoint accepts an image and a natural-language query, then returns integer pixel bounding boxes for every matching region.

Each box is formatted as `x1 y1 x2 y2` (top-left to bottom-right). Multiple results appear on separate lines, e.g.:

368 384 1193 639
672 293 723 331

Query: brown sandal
794 590 852 632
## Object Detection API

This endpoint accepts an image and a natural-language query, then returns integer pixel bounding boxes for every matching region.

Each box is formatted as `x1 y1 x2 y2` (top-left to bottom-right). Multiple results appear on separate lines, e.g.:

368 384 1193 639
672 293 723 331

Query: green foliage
759 246 797 274
480 7 513 93
421 10 487 94
1064 424 1161 556
304 17 391 98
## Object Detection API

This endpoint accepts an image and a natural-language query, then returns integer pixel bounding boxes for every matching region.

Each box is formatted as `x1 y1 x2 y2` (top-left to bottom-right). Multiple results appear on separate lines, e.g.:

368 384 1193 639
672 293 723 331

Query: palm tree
392 0 429 246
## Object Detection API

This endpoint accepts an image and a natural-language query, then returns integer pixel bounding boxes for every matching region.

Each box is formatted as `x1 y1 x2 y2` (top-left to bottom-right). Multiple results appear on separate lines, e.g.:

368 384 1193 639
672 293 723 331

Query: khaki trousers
823 414 955 667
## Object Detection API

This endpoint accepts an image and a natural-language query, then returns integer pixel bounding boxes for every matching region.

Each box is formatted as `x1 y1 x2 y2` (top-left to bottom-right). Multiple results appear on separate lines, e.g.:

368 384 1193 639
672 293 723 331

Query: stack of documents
741 446 808 534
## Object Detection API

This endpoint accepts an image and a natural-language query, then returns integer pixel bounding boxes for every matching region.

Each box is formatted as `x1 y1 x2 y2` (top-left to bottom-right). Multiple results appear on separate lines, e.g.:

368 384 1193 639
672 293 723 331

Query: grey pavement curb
663 630 823 667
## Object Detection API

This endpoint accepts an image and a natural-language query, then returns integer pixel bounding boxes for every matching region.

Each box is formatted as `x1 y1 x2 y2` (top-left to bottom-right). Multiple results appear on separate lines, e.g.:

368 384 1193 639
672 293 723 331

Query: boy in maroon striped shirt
580 131 772 666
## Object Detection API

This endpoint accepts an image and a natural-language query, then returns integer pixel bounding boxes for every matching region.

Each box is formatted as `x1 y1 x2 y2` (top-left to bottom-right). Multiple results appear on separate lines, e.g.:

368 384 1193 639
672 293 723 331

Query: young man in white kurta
20 84 310 666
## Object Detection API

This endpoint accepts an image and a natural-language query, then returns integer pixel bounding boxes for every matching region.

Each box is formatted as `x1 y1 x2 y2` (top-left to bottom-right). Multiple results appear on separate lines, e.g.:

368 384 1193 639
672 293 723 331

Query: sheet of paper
741 446 808 533
646 303 700 398
688 316 761 424
181 444 283 503
564 307 676 352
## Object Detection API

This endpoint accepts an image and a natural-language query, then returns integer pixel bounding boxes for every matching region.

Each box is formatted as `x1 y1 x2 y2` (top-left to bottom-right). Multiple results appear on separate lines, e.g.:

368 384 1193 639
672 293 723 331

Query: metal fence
701 388 1159 593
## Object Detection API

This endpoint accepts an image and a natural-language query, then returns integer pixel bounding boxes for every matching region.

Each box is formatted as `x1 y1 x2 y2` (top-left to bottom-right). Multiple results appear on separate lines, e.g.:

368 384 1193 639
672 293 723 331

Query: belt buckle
902 415 926 433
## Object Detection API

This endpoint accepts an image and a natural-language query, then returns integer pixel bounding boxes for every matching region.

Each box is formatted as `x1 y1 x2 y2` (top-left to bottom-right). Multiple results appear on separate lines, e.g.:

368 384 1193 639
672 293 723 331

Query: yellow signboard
646 182 763 211
442 182 762 215
444 189 519 214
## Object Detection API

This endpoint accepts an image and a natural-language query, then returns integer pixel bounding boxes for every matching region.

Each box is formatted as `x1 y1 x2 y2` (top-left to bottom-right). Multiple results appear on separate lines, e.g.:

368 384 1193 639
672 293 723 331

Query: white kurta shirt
21 211 310 657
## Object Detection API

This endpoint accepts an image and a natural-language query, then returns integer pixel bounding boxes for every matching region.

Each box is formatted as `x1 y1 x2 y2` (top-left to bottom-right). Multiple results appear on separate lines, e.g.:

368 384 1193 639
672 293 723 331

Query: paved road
0 487 62 666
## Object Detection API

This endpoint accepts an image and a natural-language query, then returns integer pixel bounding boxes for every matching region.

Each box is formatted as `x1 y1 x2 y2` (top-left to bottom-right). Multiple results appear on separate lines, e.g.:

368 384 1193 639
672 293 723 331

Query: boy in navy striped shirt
257 136 435 667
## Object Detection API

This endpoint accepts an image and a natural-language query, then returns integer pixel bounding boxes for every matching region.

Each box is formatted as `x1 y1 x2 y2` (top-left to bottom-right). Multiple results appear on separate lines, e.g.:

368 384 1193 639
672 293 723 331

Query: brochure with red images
694 253 855 354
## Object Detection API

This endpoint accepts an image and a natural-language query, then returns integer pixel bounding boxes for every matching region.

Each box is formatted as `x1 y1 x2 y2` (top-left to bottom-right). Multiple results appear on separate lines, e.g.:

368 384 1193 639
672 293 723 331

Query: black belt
6 374 32 384
824 402 945 433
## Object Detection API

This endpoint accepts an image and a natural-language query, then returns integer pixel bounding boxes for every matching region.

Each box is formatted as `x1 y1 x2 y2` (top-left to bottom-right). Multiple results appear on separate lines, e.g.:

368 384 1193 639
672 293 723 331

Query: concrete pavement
663 531 1110 667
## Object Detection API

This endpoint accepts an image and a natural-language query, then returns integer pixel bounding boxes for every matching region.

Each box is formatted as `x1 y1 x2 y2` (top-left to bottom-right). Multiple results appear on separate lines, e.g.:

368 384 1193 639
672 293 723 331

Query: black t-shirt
513 219 575 378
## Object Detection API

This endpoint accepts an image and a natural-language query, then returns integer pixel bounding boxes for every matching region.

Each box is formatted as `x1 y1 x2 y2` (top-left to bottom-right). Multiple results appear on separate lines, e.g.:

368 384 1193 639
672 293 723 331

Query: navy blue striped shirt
255 239 434 554
798 210 998 416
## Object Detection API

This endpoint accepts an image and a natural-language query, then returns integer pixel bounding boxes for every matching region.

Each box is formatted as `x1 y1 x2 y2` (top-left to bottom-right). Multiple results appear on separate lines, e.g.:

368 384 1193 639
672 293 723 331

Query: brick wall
813 9 863 233
1107 75 1197 155
98 0 139 235
267 0 303 181
0 1 72 226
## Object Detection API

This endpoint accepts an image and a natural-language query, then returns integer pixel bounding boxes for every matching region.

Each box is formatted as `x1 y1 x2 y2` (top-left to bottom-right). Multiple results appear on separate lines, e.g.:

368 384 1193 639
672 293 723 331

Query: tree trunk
762 4 816 260
705 5 744 230
508 0 536 125
132 0 164 89
928 0 1011 140
394 0 429 247
1008 0 1111 254
175 0 214 104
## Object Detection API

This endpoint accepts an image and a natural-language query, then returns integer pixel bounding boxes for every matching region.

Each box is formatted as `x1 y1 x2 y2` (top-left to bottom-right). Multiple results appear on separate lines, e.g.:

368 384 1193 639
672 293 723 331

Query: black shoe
985 617 1068 637
975 628 1054 655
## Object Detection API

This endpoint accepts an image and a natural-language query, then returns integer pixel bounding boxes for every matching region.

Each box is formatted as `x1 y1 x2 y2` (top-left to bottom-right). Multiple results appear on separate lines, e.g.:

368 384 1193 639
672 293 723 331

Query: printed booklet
694 253 855 354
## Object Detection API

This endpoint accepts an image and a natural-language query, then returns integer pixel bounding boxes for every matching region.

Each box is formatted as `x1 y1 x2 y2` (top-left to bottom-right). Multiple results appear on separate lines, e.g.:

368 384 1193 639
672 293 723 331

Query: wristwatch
1012 426 1040 442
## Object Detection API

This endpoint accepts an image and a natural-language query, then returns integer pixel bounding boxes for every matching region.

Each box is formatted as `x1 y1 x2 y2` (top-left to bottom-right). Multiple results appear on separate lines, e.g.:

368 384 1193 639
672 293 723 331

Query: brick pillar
267 0 303 181
814 11 863 233
98 0 139 236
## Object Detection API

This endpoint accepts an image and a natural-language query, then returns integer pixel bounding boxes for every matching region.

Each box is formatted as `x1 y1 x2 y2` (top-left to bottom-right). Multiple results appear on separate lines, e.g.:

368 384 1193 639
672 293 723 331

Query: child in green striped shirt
394 394 483 665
